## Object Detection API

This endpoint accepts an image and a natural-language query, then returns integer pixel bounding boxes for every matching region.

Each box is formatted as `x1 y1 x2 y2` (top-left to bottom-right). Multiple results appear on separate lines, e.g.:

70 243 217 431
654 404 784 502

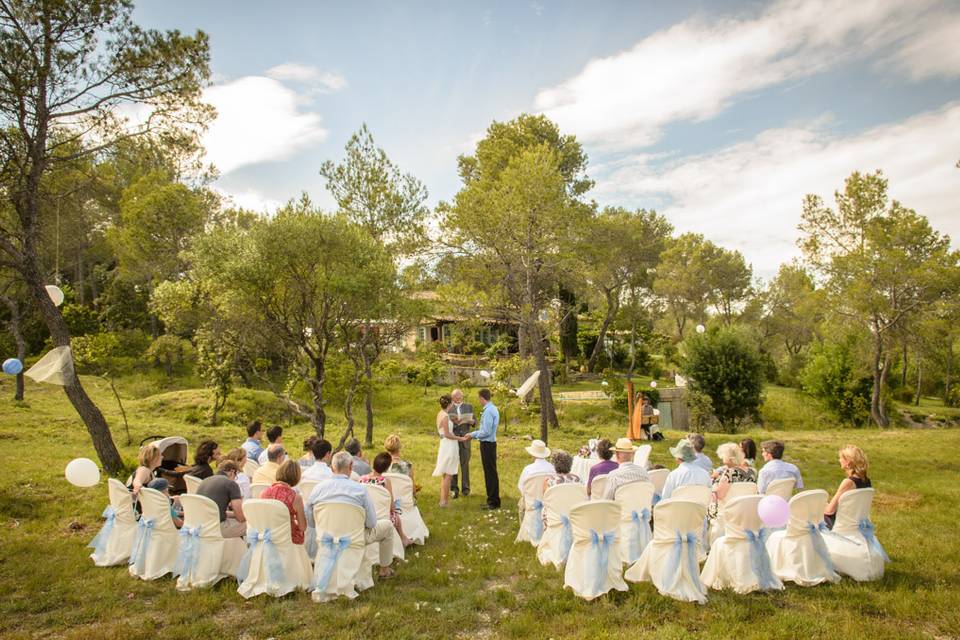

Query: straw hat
525 439 551 459
669 439 697 462
613 437 637 453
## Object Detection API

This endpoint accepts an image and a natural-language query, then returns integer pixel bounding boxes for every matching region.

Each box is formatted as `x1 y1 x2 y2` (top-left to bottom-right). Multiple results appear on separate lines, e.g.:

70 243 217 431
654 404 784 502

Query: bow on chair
858 518 891 562
394 498 402 512
745 528 781 590
652 493 661 506
312 534 352 592
559 515 573 563
665 531 706 600
237 529 285 587
173 526 202 579
304 526 318 560
87 505 116 558
627 509 651 563
807 521 837 577
587 529 616 595
128 517 155 574
529 500 544 542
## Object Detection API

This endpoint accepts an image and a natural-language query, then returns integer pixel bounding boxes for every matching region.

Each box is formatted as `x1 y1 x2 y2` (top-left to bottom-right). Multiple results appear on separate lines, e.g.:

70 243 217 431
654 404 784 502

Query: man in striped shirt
602 438 650 500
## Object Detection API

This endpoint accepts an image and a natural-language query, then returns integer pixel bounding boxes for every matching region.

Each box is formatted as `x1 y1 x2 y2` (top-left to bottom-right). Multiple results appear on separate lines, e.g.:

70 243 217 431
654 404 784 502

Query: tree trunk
529 320 558 441
311 358 327 438
869 329 889 428
945 340 954 407
901 342 908 388
518 324 531 358
627 312 638 375
587 290 618 373
558 286 579 361
363 358 375 447
914 362 922 406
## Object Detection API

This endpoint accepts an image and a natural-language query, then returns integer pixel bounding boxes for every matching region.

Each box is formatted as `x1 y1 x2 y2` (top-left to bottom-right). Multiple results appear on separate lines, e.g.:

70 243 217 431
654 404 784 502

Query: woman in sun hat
660 438 712 500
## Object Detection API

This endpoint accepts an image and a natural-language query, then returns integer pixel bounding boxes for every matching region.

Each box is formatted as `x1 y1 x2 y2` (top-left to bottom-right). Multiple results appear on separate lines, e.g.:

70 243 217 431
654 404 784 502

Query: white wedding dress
432 414 460 477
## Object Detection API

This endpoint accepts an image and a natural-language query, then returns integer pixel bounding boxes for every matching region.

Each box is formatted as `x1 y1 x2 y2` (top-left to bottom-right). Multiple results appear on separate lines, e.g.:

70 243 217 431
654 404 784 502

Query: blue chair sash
312 533 352 592
858 518 890 562
305 526 318 560
559 515 573 563
744 528 780 590
128 517 155 573
664 531 706 598
807 521 836 575
87 505 116 558
652 493 661 506
586 529 616 594
529 500 544 542
173 525 202 578
236 529 285 586
626 508 651 563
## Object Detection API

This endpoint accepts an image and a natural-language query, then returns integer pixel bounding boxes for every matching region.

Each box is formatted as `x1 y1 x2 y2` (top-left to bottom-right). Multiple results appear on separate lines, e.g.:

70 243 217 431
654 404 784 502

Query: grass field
1 375 958 640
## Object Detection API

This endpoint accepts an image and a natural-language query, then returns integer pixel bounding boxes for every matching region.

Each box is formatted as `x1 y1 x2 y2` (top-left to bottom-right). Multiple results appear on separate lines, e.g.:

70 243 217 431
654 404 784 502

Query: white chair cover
625 499 708 604
128 487 179 580
299 480 318 500
765 490 840 586
765 477 795 500
701 495 784 594
590 474 609 500
563 500 628 600
672 484 711 506
88 478 138 567
236 499 313 598
364 484 404 562
250 483 269 499
175 494 246 590
571 456 599 484
633 444 652 469
709 481 759 546
615 481 655 564
647 468 669 502
384 473 429 544
536 483 587 569
516 475 549 545
183 474 202 494
822 488 890 581
310 502 372 602
243 458 260 477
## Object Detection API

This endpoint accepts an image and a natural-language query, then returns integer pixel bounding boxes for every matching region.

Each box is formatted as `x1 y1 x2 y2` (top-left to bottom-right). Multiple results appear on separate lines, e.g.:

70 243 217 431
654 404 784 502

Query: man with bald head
448 388 475 498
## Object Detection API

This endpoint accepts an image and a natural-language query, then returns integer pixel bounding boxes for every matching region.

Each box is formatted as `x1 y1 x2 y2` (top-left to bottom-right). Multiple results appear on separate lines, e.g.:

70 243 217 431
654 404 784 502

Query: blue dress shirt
241 438 264 462
757 459 804 493
661 462 713 499
305 474 377 529
470 402 499 442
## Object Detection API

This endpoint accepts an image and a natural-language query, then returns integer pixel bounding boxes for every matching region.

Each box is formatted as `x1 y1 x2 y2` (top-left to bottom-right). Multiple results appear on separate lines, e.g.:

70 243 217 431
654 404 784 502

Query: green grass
1 375 958 640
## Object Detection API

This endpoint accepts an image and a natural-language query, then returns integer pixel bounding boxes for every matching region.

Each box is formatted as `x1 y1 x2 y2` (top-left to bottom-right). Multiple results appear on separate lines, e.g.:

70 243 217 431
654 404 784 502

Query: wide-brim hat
614 437 637 453
525 439 551 458
669 439 697 462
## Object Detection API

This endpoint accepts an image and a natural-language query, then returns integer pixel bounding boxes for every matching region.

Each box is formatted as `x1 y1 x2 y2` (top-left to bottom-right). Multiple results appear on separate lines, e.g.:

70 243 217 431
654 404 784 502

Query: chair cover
364 484 404 562
633 445 652 469
765 477 795 500
250 483 269 499
183 474 202 494
299 480 318 500
563 500 628 600
647 469 669 502
516 475 549 545
625 499 708 604
243 459 260 478
590 474 609 500
384 473 429 544
765 490 840 586
615 481 655 564
536 483 587 569
701 495 784 594
571 456 599 484
310 502 371 602
175 494 246 590
823 488 889 581
672 484 711 506
89 478 138 567
128 487 179 580
709 482 759 546
236 499 313 598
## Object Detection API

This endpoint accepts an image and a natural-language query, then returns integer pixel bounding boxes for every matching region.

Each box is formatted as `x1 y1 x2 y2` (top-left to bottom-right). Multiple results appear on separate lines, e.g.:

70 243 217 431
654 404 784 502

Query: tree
706 246 752 324
653 233 713 339
799 170 960 427
0 0 210 472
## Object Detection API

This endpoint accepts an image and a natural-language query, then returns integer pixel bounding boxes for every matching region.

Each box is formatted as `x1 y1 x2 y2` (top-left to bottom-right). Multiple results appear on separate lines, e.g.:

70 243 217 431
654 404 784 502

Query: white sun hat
525 439 551 459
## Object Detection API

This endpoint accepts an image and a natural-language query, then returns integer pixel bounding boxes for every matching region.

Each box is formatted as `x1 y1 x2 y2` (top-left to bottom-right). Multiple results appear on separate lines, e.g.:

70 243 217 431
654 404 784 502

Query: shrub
144 335 195 378
61 303 100 336
799 340 872 426
72 332 122 372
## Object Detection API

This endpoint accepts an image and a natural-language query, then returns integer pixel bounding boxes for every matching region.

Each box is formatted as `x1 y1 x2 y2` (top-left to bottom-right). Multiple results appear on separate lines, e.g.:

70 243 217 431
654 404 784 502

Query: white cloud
202 76 328 174
214 186 282 214
885 12 960 81
533 0 952 150
266 63 347 93
595 103 960 277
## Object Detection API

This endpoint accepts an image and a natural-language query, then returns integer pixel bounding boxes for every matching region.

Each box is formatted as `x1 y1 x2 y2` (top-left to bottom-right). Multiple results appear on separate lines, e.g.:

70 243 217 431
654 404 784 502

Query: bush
61 303 99 336
72 332 123 372
144 335 195 378
686 388 717 433
799 340 872 426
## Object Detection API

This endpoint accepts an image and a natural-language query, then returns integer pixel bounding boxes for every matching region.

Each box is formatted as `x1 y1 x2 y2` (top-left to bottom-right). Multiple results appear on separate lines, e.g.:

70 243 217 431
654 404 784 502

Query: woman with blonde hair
260 459 307 545
707 442 757 519
824 445 872 529
222 448 252 499
130 444 167 496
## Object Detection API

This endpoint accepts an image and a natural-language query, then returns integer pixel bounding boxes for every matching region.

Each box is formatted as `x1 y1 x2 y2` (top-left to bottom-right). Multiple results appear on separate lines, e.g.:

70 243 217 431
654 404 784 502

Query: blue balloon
3 358 23 375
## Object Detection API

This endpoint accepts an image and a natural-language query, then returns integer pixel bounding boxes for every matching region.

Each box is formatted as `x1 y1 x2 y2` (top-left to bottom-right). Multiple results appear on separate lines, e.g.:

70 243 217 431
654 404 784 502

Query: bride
433 394 467 506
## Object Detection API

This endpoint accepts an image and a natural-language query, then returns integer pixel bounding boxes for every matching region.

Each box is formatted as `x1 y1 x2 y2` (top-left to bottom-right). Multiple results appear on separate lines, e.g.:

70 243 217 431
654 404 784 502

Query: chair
299 480 318 500
243 458 260 478
647 468 669 501
672 484 711 506
589 474 609 500
236 499 313 598
384 473 429 545
250 483 269 499
624 499 708 604
765 490 841 586
765 477 796 500
364 484 404 562
701 495 784 594
536 483 587 569
175 494 246 590
183 474 202 494
516 475 550 545
633 445 652 469
563 500 628 600
615 481 655 564
128 487 180 580
310 502 372 602
88 478 138 567
709 482 759 546
822 488 890 581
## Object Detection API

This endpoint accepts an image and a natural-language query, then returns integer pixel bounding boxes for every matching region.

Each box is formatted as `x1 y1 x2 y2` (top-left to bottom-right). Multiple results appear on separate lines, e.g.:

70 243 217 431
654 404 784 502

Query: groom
465 388 500 510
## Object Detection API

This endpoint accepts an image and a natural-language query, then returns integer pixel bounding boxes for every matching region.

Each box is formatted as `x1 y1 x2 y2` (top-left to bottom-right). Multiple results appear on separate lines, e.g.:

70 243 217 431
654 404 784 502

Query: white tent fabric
24 346 74 385
310 502 372 602
364 484 404 562
88 478 138 567
384 473 429 545
625 498 708 604
765 477 796 500
236 499 313 599
536 483 587 569
563 500 628 601
765 490 841 587
175 494 246 590
514 370 541 401
516 475 549 545
615 481 655 564
128 487 179 580
589 474 609 500
633 444 652 469
701 495 784 594
822 488 890 582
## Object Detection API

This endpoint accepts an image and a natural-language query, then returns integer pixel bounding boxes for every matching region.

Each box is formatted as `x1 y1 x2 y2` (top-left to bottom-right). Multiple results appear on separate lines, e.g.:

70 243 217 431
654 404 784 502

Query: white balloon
479 370 491 379
45 285 65 307
650 380 658 388
696 324 706 334
65 457 99 487
601 380 609 386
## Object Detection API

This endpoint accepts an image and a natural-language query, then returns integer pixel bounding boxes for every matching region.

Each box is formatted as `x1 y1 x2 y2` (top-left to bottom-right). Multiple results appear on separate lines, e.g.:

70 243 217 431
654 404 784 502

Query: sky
132 0 960 278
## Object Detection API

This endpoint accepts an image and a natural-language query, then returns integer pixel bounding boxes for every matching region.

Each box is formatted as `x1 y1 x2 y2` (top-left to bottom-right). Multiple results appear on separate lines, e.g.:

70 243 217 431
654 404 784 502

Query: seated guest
300 435 319 468
708 442 758 519
131 444 167 496
306 451 396 578
602 438 649 500
740 438 758 467
252 444 285 485
261 460 307 545
385 433 417 491
359 452 413 547
587 439 618 496
196 460 246 538
757 440 804 494
190 440 220 480
661 439 712 499
687 433 713 474
542 450 580 491
345 438 372 476
517 439 555 493
257 426 285 465
824 444 872 529
241 420 264 462
302 438 333 482
223 448 252 499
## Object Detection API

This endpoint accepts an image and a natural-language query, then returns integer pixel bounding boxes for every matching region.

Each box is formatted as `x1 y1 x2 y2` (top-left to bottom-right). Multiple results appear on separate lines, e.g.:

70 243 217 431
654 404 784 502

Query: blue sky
133 0 960 277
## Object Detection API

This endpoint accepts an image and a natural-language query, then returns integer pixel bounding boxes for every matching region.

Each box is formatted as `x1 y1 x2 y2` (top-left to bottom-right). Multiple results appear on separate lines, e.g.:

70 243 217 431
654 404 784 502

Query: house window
417 327 427 343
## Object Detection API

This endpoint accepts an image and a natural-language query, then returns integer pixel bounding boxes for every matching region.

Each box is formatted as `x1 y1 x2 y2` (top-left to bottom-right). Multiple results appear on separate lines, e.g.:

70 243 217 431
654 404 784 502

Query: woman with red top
359 452 413 547
260 459 307 545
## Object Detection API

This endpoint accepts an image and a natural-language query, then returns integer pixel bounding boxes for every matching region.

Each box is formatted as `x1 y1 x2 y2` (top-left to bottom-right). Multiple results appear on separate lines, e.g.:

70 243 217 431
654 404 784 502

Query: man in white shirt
661 439 712 499
517 439 555 493
257 426 285 465
757 440 805 493
687 433 714 474
302 438 333 483
602 438 649 500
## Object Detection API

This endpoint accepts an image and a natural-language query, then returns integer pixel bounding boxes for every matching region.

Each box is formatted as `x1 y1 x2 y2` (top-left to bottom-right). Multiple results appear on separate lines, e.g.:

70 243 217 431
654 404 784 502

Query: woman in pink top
260 459 307 545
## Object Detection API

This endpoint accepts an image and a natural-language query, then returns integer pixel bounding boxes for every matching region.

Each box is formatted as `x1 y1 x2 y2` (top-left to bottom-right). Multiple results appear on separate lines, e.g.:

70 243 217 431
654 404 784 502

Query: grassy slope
1 376 958 640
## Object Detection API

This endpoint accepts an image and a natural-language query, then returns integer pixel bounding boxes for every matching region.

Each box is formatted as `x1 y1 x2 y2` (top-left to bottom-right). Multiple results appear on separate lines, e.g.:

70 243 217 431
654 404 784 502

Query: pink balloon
757 495 790 528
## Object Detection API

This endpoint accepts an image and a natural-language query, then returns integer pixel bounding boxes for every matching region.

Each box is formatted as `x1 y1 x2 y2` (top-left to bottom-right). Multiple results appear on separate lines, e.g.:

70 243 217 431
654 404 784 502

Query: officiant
448 388 474 498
